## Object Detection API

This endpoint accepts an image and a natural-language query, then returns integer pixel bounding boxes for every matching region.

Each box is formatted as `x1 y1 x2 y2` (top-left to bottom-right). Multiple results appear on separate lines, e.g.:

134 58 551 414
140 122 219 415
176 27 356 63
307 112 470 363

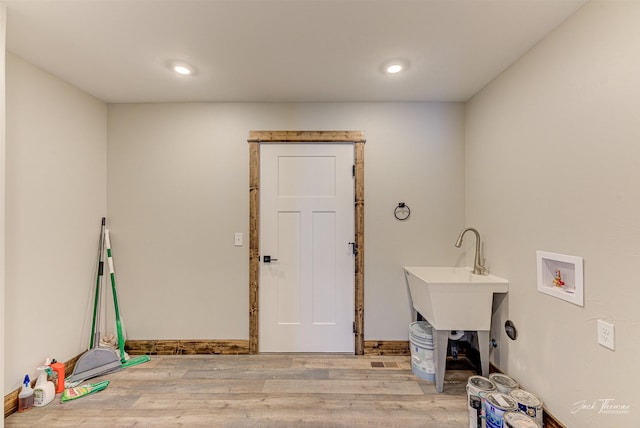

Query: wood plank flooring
5 354 472 427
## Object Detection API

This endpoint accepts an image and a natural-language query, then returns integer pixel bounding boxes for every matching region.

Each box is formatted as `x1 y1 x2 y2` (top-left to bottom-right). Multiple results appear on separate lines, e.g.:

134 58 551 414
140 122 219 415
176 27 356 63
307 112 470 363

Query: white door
260 144 354 352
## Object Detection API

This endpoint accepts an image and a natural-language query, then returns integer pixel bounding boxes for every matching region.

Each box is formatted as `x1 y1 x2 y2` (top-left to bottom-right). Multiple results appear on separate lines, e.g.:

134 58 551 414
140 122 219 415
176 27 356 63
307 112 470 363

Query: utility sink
403 266 508 392
403 266 508 331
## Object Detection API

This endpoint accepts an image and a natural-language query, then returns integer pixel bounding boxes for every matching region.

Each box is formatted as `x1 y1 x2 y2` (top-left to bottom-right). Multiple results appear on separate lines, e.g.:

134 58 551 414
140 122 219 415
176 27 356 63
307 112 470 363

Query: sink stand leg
477 330 490 377
434 329 449 393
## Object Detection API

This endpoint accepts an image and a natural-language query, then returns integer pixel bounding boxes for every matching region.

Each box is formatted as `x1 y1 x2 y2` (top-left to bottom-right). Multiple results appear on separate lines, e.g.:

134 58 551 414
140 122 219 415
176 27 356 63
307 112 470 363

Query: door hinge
348 242 358 255
352 165 355 177
353 322 356 334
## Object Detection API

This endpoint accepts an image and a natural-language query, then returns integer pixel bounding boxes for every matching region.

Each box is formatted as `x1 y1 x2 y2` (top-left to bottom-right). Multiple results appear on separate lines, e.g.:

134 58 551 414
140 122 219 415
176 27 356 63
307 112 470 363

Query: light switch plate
234 233 243 246
597 320 615 350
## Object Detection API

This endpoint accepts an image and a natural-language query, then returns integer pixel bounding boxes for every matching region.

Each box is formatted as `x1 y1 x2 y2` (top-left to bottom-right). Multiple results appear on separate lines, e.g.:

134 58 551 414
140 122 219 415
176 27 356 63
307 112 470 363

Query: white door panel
260 144 354 352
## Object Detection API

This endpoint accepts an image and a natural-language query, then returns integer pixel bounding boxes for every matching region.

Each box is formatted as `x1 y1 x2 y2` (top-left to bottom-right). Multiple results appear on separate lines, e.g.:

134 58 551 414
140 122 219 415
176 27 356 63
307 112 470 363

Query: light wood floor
5 354 472 427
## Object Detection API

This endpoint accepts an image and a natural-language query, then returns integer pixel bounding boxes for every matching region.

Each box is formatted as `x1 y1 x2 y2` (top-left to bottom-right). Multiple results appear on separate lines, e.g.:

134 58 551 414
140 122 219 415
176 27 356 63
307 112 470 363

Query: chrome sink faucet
455 227 487 275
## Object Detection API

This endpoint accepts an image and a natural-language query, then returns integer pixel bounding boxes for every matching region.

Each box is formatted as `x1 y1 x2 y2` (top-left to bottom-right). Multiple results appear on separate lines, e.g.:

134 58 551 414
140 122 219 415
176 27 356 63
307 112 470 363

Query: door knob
263 255 278 263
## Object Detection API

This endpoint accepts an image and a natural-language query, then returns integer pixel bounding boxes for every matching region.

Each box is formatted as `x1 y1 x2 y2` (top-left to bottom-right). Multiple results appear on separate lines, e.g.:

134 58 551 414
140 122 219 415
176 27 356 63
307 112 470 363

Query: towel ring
394 202 410 221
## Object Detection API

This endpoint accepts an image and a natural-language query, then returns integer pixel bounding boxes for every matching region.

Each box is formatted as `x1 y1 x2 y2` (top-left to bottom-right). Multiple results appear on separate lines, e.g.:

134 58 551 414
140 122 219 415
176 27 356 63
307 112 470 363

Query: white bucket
509 389 543 427
485 392 518 428
489 373 519 394
409 322 435 381
409 321 433 341
503 411 538 428
466 376 496 428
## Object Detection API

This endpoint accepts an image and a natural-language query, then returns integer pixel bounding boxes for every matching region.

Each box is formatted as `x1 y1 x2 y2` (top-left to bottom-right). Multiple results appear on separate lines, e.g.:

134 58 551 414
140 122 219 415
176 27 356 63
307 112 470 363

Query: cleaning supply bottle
50 360 65 393
33 366 55 407
17 374 34 412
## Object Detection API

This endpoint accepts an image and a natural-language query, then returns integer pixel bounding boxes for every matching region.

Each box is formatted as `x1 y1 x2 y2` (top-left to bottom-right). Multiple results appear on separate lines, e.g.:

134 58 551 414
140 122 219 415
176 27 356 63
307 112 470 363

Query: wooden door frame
247 131 365 355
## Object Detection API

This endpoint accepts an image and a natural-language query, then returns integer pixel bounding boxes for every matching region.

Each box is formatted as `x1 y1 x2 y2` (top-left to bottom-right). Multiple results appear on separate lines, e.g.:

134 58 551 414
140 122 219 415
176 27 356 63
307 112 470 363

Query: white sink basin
403 266 508 331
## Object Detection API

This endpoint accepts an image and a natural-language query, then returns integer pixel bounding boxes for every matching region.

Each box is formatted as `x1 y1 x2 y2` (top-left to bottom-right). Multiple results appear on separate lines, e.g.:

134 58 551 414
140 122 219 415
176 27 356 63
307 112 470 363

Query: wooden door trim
248 130 365 355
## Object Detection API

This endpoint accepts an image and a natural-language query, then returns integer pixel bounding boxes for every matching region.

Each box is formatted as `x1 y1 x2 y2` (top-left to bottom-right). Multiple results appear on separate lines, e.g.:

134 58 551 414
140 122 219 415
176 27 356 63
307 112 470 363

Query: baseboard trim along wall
363 340 410 355
124 339 250 355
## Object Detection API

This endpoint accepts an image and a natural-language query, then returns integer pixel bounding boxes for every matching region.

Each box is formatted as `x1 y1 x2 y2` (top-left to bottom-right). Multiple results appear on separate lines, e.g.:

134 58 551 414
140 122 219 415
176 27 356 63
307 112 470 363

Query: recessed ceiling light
382 59 409 75
386 64 403 74
167 60 197 76
174 65 192 75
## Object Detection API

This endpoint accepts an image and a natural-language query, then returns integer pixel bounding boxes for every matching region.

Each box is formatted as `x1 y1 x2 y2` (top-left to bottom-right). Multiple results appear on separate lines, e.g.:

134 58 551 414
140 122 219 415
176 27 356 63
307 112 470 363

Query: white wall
465 2 639 426
4 53 107 392
1 4 7 415
107 102 465 341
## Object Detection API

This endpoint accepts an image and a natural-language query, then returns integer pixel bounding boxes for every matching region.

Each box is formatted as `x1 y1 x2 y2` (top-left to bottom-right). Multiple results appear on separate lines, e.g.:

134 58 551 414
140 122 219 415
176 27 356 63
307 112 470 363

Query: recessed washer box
536 250 584 306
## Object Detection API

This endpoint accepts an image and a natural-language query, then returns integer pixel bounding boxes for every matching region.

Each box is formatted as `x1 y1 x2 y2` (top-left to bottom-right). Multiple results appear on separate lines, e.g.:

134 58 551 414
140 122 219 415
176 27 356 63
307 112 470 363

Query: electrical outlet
234 233 243 246
597 320 615 350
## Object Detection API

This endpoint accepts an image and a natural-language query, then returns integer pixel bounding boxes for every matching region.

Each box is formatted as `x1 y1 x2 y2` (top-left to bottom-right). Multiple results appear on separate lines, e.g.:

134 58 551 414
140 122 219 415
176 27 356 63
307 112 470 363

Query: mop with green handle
67 218 122 386
104 229 150 368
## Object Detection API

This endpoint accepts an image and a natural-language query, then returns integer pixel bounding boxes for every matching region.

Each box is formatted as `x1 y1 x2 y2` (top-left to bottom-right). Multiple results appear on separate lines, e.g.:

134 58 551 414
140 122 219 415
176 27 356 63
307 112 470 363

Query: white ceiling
5 0 586 103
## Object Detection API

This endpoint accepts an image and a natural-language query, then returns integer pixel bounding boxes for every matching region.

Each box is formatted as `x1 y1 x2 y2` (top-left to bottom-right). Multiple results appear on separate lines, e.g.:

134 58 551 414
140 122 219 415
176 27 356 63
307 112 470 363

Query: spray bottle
17 374 34 412
33 365 55 407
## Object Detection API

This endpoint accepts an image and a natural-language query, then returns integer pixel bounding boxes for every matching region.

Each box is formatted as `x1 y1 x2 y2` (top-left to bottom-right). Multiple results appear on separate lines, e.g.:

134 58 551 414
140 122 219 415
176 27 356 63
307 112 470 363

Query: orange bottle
50 362 65 393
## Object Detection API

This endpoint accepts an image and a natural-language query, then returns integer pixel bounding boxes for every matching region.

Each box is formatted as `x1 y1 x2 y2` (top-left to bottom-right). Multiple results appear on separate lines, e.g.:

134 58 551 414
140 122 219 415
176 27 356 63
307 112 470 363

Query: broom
67 218 122 386
104 229 150 368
